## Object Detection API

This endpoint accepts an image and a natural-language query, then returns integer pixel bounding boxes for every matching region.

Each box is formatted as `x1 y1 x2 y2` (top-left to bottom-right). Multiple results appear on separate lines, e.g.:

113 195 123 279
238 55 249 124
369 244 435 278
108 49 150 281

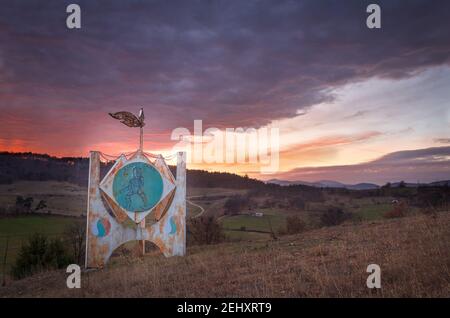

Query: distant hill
266 179 380 190
0 152 265 189
388 180 450 188
266 178 450 189
429 180 450 187
1 152 448 191
347 183 382 190
389 181 423 188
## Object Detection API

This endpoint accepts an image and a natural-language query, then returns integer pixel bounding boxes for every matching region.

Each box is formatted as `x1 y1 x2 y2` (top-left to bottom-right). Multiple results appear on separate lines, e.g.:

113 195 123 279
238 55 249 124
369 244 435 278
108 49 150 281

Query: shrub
286 215 306 234
0 205 14 216
11 233 73 279
288 197 305 210
223 195 250 215
415 189 447 209
277 227 287 236
64 222 86 265
14 196 34 214
320 207 351 227
187 216 224 245
384 202 408 219
35 200 47 212
261 198 276 209
420 207 437 218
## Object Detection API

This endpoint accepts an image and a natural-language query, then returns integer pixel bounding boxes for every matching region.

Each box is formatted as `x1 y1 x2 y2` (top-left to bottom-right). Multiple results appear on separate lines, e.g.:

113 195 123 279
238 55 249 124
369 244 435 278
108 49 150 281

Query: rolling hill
266 179 379 190
1 212 448 297
266 178 450 190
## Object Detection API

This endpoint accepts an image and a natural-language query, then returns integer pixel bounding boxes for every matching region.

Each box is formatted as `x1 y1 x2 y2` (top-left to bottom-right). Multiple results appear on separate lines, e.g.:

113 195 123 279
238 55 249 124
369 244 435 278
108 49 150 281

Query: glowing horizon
1 1 450 184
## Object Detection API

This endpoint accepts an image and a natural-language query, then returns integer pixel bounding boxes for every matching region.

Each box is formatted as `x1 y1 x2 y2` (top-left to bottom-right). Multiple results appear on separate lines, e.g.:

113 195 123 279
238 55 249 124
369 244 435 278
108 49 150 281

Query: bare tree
187 216 224 245
64 222 86 265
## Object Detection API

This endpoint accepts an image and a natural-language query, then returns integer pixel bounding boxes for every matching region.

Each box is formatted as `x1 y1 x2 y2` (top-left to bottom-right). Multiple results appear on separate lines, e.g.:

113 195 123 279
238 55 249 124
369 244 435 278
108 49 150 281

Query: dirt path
187 191 237 219
187 199 205 218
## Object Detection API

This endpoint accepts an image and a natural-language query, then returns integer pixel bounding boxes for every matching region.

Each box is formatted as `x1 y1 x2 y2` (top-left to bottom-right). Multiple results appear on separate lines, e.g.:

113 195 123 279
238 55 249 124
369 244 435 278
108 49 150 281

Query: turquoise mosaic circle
112 162 163 212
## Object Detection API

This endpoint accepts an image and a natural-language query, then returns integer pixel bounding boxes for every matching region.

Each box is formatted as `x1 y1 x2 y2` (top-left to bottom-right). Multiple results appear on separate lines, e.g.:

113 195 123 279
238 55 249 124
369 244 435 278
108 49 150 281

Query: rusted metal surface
153 188 175 221
138 218 146 257
98 151 175 224
147 151 186 257
85 151 186 268
108 109 145 128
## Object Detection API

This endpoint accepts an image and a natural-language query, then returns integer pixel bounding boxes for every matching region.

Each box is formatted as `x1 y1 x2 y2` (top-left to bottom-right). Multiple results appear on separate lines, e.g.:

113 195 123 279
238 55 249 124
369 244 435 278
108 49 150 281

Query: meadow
0 180 430 267
1 212 448 297
0 179 448 297
0 216 83 273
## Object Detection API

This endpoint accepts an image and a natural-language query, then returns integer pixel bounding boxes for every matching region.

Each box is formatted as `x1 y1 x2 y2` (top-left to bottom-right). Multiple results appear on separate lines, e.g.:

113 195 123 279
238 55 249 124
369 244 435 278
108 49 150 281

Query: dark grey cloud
273 146 450 184
1 0 450 132
375 146 450 164
434 138 450 144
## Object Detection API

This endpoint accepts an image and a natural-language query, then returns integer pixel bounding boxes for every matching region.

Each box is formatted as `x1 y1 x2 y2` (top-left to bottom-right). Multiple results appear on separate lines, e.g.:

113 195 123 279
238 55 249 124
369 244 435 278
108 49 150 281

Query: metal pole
138 124 144 254
138 218 145 256
139 126 143 152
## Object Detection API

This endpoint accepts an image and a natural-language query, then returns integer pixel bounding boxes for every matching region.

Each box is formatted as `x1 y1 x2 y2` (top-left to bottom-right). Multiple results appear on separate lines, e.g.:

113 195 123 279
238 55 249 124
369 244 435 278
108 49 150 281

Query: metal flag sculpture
109 108 145 127
85 108 186 269
109 108 145 150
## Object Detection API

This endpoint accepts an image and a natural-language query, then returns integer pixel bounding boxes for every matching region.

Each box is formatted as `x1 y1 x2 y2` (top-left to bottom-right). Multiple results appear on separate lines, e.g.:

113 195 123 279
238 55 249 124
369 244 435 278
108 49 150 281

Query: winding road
187 191 239 219
187 198 205 218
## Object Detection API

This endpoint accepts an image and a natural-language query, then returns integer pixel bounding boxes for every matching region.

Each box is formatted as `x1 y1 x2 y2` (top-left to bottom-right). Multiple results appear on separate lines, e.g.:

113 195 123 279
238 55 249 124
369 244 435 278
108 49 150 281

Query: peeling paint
85 151 186 268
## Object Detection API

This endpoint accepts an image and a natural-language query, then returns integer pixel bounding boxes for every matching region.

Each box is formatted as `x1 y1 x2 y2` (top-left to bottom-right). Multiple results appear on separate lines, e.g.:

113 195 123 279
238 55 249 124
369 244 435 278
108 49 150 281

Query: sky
0 0 449 184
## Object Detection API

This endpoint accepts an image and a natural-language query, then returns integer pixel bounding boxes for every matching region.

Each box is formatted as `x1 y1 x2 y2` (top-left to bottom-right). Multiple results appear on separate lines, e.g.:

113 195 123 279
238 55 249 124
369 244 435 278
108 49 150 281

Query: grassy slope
0 181 433 271
1 212 449 298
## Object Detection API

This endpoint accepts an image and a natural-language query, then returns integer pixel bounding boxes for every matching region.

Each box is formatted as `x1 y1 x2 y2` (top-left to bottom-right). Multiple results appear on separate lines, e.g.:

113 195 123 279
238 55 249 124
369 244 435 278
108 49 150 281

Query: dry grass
1 212 449 298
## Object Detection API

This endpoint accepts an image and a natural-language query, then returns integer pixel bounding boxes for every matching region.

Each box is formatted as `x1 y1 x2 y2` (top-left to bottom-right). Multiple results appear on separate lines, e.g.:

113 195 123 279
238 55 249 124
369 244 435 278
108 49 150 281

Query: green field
0 216 82 271
223 230 271 241
357 203 392 220
221 210 286 232
0 215 81 237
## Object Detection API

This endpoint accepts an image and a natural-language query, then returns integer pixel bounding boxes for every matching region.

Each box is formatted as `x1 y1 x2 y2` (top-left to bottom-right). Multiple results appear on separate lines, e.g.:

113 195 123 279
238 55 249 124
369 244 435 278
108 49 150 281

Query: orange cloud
278 131 383 171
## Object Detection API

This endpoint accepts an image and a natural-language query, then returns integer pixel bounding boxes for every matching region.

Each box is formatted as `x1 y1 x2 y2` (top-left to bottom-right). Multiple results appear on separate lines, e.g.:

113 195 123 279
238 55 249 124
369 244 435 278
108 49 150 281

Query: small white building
253 212 264 217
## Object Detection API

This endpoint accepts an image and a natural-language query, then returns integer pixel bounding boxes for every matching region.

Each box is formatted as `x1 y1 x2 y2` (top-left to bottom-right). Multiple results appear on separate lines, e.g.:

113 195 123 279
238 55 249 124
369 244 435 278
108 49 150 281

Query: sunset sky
1 0 449 184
